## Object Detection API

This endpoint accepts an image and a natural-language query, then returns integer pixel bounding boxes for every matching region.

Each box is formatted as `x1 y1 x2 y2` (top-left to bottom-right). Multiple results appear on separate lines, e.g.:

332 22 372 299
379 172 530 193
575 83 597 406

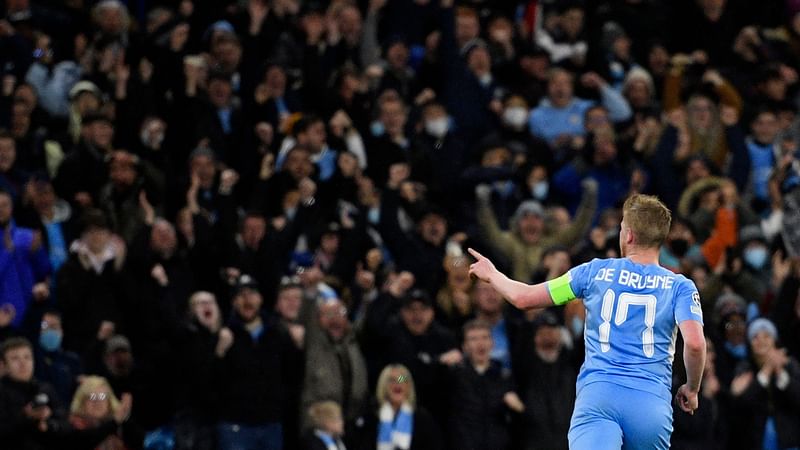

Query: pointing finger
467 247 483 260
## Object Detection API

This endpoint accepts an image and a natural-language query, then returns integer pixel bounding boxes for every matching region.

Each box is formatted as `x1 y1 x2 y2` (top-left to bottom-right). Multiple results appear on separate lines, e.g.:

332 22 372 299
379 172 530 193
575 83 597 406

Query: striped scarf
314 430 345 450
377 402 414 450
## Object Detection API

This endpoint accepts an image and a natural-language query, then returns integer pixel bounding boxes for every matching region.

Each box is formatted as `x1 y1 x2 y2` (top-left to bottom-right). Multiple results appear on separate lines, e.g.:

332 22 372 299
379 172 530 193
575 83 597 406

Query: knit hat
747 317 778 342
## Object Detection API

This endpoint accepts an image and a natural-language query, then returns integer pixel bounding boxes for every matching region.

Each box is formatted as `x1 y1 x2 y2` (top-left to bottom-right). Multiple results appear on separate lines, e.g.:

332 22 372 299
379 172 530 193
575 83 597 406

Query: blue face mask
370 121 385 137
570 317 584 336
724 341 747 359
744 247 768 270
532 181 549 200
39 329 62 352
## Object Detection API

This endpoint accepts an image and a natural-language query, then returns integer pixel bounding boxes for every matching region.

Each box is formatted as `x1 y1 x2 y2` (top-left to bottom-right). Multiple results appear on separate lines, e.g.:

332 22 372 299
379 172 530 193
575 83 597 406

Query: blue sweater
0 223 51 327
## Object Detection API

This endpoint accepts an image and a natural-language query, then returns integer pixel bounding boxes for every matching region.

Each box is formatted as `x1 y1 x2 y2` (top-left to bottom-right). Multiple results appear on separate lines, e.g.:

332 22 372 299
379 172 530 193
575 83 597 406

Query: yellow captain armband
547 273 577 306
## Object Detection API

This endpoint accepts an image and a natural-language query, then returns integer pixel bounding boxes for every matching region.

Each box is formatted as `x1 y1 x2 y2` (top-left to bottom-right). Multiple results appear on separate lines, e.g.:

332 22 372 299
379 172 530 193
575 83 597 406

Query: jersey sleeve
548 260 592 305
674 277 704 325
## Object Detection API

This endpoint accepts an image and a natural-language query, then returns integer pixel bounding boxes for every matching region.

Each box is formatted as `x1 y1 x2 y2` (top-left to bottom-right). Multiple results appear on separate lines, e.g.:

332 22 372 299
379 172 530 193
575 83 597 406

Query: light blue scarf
377 402 413 450
315 430 345 450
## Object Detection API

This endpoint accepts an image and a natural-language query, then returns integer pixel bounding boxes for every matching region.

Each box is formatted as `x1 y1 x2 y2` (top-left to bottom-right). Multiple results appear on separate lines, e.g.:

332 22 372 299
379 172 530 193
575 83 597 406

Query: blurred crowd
1 0 800 449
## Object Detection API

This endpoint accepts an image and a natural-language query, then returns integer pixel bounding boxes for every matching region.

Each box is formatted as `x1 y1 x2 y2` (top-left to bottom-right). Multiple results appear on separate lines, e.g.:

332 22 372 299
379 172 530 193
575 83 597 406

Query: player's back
567 257 702 401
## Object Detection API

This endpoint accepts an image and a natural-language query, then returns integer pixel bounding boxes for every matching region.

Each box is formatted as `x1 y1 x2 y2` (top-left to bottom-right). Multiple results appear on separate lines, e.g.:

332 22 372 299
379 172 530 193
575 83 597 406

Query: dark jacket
215 314 303 425
447 361 515 450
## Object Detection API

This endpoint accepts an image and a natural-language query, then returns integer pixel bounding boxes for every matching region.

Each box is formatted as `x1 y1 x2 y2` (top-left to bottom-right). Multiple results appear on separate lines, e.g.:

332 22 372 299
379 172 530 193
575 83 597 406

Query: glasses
725 319 746 331
390 375 409 385
87 393 108 402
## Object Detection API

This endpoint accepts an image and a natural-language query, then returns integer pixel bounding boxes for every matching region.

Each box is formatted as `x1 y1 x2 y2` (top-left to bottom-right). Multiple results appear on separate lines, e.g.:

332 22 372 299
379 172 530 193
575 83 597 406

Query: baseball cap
69 81 102 101
234 274 259 294
402 289 434 308
105 335 131 354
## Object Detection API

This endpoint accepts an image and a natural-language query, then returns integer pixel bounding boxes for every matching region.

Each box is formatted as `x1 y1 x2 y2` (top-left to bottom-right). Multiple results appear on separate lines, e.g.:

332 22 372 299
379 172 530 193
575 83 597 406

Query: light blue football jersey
565 258 703 401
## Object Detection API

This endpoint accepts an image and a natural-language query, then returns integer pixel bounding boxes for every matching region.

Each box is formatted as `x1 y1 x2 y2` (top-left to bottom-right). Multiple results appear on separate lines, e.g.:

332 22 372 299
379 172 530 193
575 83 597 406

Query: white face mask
532 181 549 199
425 117 449 138
503 107 528 129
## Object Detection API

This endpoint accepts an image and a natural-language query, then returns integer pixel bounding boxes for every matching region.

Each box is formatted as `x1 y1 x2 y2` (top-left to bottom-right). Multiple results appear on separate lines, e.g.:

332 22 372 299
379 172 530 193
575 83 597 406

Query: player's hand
468 248 497 283
675 384 699 415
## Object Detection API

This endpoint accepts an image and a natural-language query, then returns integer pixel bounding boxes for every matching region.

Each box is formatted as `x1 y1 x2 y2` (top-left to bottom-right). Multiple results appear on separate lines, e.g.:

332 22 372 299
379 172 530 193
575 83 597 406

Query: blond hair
70 376 121 416
375 364 416 408
622 194 671 249
307 401 342 429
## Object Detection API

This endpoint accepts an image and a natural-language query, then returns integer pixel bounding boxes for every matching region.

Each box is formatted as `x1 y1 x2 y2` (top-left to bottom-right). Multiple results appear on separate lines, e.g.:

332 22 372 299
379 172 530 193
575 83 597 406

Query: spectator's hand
110 235 126 268
767 348 789 371
298 177 317 203
387 163 410 190
151 264 169 287
690 50 708 65
368 0 387 13
74 192 93 208
2 74 15 97
248 0 269 35
170 23 190 52
399 181 424 204
720 180 739 208
138 58 154 84
474 184 491 201
31 282 50 303
97 321 116 341
0 303 15 328
438 349 462 366
665 108 688 129
355 263 376 291
139 191 155 226
0 20 15 37
413 88 436 106
24 403 52 424
702 69 725 87
259 152 275 181
187 170 201 211
503 392 525 413
287 323 305 349
219 169 239 195
215 327 234 357
730 371 753 396
365 64 384 79
386 271 415 298
720 105 739 127
580 177 598 193
675 384 699 414
772 250 791 286
468 248 498 283
114 393 132 424
115 63 130 86
580 72 607 90
271 216 287 231
702 372 720 399
779 64 798 85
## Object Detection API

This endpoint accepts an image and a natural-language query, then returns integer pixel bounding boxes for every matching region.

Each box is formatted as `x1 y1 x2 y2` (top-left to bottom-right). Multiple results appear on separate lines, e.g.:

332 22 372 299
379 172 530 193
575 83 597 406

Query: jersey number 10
598 288 657 357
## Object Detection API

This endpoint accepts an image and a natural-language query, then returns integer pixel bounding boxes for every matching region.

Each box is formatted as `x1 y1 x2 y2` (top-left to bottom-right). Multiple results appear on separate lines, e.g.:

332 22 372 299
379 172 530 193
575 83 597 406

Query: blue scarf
315 430 345 450
377 402 413 450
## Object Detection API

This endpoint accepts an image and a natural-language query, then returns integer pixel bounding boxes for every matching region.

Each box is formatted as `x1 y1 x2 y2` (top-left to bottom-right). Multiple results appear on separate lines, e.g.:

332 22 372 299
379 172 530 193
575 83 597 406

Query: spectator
0 337 67 450
56 209 127 357
0 130 30 202
364 287 460 426
0 189 50 330
528 68 632 147
447 320 523 450
301 296 368 431
514 311 576 450
68 375 140 449
728 318 800 449
302 401 346 450
351 364 443 450
470 281 517 370
475 179 597 282
214 275 302 450
173 291 225 450
33 310 82 406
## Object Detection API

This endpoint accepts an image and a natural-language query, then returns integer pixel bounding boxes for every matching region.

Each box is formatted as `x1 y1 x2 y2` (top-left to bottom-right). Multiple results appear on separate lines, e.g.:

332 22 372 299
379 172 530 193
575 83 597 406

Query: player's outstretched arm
468 248 554 310
676 319 706 415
